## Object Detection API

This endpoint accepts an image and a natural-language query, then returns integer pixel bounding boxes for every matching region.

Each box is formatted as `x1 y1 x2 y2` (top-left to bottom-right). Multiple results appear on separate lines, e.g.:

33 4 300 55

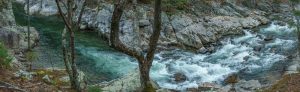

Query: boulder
240 17 260 29
171 15 193 32
42 75 52 84
176 23 217 49
173 72 187 83
197 47 207 54
0 28 20 48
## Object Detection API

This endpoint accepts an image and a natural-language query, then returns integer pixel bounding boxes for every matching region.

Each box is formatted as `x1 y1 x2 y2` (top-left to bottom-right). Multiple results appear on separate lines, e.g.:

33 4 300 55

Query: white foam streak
150 23 295 90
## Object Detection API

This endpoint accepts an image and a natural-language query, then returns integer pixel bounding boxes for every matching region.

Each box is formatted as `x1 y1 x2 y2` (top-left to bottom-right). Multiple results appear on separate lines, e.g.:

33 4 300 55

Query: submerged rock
173 72 187 83
197 47 207 54
264 35 273 41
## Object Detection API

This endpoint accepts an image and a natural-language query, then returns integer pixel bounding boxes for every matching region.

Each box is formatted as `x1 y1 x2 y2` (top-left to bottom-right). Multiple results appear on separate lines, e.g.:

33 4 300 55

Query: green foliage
163 0 188 12
25 50 37 62
0 42 12 69
139 0 152 4
88 86 102 92
290 0 300 3
294 10 300 16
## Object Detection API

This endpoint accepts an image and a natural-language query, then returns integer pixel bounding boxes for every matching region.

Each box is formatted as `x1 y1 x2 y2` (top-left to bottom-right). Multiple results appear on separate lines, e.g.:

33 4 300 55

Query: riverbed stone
173 72 187 83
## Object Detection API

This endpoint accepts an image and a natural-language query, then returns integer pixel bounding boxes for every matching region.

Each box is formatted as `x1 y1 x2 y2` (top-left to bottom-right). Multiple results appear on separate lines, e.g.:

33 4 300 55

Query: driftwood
0 81 27 92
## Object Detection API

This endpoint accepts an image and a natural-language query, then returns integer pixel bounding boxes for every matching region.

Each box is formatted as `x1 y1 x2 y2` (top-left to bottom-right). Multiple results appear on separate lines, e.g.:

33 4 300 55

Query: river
12 3 298 91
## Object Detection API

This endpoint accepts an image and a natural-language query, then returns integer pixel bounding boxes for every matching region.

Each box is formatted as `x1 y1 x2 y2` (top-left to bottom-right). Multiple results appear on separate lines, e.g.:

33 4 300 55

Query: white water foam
150 23 296 90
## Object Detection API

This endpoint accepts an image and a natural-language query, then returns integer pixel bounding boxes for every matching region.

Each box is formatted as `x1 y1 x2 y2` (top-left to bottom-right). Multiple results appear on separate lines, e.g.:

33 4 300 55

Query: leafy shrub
25 50 37 70
138 0 152 4
163 0 188 12
25 51 37 62
0 42 12 68
294 10 300 16
88 86 102 92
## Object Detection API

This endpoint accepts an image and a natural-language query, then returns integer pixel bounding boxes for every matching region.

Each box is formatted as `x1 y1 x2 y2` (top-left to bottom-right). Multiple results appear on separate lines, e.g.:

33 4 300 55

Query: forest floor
0 67 76 92
1 62 300 92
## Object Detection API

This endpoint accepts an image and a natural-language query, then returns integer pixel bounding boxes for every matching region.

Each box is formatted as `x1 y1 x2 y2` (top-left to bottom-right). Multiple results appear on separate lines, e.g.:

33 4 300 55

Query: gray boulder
171 15 193 32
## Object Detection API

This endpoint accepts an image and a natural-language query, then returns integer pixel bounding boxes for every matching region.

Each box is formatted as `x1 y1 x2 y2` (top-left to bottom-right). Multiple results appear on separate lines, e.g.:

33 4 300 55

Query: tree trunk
139 61 154 91
70 31 81 91
110 0 161 91
110 0 126 46
27 0 30 51
56 0 83 91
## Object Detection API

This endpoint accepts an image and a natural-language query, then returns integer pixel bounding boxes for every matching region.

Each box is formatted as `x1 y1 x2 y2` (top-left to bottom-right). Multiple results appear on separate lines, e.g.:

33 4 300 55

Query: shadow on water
12 2 137 84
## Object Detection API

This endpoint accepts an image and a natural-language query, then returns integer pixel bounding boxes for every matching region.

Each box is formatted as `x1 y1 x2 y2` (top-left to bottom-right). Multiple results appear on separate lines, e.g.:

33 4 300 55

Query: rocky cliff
15 0 294 52
0 0 39 51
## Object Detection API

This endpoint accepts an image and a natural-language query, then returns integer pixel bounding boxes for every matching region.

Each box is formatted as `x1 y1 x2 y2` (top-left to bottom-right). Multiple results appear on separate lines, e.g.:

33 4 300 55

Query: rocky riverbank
10 0 300 92
15 0 281 52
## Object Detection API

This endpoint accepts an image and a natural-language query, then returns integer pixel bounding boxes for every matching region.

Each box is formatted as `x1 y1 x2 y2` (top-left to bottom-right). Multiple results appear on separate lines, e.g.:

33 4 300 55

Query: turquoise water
12 3 137 84
11 2 298 90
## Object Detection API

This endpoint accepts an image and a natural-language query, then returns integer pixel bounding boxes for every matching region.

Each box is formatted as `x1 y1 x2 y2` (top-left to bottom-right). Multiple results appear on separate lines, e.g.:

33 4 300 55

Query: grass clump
25 50 38 70
88 86 102 92
0 42 12 69
163 0 188 13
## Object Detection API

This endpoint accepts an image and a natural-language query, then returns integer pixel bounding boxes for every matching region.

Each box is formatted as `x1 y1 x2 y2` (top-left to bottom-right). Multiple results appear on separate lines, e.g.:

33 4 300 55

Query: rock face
77 1 270 50
17 0 273 51
0 0 39 51
15 0 58 16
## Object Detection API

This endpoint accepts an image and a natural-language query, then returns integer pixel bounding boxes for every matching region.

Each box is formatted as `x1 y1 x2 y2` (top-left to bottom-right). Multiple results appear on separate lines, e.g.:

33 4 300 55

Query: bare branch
60 0 68 12
146 0 162 63
76 0 87 30
110 0 144 63
113 41 144 62
55 0 72 32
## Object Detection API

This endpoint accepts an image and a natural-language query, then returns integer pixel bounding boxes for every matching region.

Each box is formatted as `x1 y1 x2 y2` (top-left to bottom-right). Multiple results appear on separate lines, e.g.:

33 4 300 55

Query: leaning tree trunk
139 61 154 91
55 0 86 91
140 0 162 91
110 0 161 91
69 31 81 91
67 0 80 90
